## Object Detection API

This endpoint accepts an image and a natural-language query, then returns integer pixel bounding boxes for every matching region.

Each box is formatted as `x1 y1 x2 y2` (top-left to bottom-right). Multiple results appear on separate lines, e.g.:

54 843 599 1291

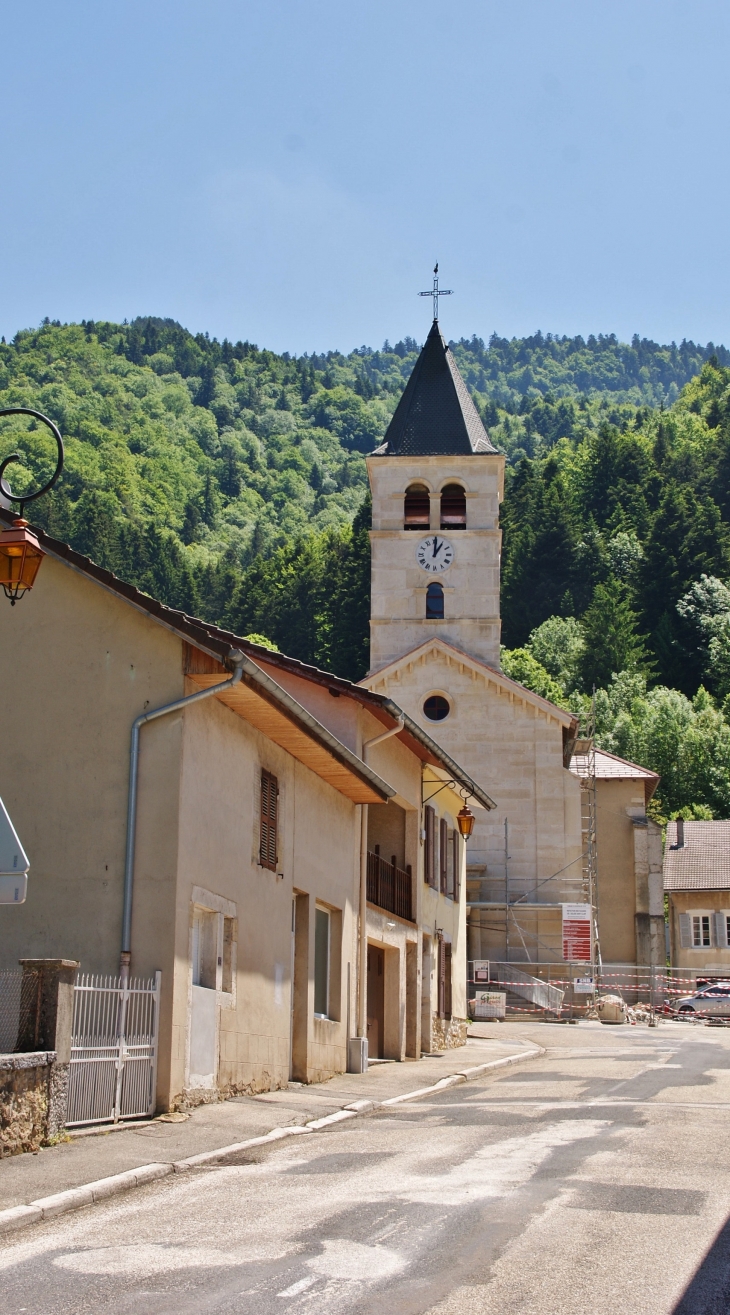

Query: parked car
673 983 730 1017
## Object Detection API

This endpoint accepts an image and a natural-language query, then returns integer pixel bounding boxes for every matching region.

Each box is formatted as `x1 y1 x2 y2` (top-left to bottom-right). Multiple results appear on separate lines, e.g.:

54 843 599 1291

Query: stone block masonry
0 1053 56 1156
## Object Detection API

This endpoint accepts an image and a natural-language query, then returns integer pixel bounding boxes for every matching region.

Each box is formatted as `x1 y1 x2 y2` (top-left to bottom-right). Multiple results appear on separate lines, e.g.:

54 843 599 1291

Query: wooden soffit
187 671 389 805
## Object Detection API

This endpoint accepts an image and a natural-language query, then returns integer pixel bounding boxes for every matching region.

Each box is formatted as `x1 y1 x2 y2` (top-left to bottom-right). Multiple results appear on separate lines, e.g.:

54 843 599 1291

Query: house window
260 769 278 871
440 817 448 894
440 484 466 530
222 916 235 993
314 906 330 1017
426 582 444 619
446 828 455 899
452 829 461 903
693 915 711 947
424 805 437 888
192 909 218 989
404 483 430 530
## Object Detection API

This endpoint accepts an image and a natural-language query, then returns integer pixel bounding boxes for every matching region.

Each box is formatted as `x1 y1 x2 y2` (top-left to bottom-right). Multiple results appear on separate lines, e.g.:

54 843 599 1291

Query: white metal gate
67 972 161 1127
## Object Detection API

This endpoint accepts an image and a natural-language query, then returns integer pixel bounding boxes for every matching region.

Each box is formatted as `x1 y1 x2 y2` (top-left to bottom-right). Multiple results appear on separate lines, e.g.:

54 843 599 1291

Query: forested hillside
3 316 730 816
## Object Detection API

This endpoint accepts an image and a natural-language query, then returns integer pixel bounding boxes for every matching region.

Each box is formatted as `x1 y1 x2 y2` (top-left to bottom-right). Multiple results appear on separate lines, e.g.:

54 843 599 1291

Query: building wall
0 555 185 979
366 648 582 966
669 890 730 971
367 452 505 671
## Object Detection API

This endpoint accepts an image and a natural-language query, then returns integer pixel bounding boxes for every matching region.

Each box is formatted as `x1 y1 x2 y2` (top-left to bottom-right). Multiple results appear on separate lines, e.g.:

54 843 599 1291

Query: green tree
579 578 650 691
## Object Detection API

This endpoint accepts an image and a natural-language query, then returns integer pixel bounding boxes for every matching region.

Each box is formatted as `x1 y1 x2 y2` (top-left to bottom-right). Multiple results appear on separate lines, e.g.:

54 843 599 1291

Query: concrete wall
0 555 184 975
367 452 505 671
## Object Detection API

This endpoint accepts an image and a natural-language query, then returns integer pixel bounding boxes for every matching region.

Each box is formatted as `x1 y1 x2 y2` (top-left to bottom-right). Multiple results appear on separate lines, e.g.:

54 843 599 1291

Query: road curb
0 1040 543 1237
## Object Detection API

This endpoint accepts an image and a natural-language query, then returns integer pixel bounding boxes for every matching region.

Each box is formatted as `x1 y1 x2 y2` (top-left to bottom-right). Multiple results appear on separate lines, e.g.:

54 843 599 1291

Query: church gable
361 638 576 732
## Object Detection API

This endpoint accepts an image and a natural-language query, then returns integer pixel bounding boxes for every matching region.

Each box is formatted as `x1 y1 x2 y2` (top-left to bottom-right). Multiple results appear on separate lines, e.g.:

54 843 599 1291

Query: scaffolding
467 695 601 985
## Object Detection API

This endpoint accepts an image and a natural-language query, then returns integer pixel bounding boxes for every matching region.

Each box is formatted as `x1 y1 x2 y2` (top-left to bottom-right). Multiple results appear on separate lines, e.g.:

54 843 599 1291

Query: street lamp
457 795 476 840
0 408 64 604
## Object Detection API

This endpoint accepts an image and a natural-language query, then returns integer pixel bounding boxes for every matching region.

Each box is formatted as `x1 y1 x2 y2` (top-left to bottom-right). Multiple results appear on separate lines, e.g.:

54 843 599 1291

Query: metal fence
67 972 161 1126
468 962 730 1019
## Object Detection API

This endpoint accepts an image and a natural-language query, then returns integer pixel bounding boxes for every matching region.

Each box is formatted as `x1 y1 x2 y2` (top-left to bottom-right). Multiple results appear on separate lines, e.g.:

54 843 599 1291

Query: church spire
373 321 496 457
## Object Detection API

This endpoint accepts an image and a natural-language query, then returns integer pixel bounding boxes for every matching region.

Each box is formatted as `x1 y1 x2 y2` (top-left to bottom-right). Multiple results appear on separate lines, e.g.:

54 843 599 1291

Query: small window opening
314 907 330 1017
192 909 218 989
221 916 235 993
426 582 444 619
404 483 430 531
423 694 450 722
440 484 466 530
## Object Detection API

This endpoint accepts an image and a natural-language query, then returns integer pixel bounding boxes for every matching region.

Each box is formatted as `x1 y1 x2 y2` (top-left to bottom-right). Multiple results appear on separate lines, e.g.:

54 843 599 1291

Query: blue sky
2 2 729 353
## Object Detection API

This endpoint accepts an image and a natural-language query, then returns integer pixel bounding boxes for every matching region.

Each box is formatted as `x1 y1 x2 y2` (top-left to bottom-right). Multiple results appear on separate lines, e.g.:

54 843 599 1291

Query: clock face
416 535 454 573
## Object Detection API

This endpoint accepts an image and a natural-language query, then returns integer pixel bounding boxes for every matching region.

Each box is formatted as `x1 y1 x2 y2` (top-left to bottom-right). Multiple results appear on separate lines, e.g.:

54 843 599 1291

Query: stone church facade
361 320 585 966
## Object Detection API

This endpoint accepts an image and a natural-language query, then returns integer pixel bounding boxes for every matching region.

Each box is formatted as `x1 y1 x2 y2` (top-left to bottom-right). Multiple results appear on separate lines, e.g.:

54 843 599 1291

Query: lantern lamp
0 407 63 604
0 519 45 604
457 802 475 840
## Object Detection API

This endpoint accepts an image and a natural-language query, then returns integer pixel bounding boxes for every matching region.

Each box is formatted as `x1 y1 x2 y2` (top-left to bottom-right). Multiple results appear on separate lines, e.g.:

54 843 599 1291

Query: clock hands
432 537 442 558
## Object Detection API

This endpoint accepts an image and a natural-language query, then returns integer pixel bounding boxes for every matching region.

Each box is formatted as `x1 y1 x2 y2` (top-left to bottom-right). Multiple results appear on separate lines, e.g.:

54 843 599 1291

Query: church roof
372 321 497 457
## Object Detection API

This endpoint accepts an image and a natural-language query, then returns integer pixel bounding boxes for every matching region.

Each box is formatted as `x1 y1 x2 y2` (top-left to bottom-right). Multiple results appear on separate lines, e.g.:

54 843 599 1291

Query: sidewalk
0 1028 538 1214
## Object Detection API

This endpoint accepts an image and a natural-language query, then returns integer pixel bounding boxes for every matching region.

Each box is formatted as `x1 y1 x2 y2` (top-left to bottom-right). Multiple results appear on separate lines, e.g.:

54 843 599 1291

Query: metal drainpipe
357 716 405 1038
120 650 245 980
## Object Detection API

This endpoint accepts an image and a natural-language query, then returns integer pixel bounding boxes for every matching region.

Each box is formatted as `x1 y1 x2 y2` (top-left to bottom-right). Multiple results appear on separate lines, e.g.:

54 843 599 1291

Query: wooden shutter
444 941 452 1019
260 769 278 870
679 913 691 948
715 913 727 948
453 830 461 903
437 935 446 1018
425 806 436 887
440 818 448 894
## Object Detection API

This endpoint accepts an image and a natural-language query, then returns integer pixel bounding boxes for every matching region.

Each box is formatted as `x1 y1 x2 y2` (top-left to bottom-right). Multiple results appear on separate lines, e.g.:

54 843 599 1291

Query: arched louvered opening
426 582 444 619
440 483 467 530
404 483 430 531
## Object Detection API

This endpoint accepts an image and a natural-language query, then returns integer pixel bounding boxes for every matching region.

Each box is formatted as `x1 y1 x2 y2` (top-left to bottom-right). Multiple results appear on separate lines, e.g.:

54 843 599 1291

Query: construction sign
562 903 591 962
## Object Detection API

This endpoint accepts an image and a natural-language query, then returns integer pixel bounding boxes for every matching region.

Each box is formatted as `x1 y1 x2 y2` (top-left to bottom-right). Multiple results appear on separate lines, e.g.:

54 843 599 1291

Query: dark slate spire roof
372 321 497 456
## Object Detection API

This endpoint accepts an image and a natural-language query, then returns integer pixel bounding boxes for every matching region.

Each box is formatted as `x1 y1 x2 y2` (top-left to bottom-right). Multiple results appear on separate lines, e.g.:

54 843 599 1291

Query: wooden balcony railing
367 851 413 923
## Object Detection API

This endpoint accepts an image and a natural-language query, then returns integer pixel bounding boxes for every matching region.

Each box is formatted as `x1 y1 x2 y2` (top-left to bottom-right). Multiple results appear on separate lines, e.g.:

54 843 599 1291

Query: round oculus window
423 695 450 722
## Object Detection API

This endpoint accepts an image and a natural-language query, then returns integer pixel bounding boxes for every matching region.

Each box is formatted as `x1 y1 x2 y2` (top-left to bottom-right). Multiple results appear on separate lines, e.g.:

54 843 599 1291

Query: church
360 315 589 969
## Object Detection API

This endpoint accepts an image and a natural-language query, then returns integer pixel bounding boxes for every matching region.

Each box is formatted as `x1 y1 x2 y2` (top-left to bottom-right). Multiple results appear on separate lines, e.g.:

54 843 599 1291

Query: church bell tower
366 317 505 674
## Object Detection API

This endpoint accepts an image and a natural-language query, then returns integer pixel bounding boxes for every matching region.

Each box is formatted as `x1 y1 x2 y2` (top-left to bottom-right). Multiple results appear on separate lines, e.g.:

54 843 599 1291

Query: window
446 828 454 899
452 829 461 903
424 805 437 888
426 582 444 619
440 484 466 530
192 909 217 989
404 483 430 530
260 769 278 870
423 694 450 722
440 817 448 894
693 915 711 947
222 917 235 993
314 907 330 1017
437 936 452 1019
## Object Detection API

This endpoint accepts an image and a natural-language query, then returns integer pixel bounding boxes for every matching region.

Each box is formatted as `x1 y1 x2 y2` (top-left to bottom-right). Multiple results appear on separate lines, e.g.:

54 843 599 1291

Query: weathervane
418 263 453 321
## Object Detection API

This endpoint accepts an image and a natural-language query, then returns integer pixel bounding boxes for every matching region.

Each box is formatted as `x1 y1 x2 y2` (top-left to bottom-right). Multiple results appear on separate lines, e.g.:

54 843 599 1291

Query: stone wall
431 1015 468 1050
0 1052 55 1156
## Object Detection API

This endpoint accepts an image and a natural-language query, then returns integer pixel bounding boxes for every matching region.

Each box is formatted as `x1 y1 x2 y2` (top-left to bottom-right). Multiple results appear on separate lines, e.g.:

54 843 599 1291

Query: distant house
665 821 730 970
569 748 663 966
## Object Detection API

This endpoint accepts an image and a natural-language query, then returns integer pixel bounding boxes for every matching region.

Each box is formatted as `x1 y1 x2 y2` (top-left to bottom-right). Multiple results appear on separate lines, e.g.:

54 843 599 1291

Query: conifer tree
579 578 651 691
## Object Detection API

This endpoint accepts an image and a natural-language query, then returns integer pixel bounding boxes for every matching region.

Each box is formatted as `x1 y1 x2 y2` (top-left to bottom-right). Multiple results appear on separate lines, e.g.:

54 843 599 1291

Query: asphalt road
4 1020 730 1315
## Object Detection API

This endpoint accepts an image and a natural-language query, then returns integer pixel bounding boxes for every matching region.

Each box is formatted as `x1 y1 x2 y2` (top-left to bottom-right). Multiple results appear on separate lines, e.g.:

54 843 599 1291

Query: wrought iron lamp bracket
0 407 64 519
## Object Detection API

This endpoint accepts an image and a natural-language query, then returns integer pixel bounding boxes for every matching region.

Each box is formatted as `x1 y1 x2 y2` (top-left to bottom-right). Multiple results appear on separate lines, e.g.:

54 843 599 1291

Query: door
367 946 385 1059
189 908 218 1088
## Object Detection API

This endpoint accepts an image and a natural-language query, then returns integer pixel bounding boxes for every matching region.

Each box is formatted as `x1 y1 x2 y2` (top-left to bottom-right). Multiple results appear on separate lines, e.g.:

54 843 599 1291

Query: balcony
367 851 413 923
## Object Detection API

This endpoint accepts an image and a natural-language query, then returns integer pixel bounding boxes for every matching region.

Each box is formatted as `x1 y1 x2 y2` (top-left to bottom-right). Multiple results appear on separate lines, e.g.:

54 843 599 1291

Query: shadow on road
673 1213 730 1314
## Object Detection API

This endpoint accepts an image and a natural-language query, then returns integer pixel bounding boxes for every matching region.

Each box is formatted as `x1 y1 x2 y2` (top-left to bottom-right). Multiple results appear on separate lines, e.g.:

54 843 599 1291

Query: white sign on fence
473 990 506 1020
472 960 490 983
0 797 28 904
562 902 592 962
574 976 595 994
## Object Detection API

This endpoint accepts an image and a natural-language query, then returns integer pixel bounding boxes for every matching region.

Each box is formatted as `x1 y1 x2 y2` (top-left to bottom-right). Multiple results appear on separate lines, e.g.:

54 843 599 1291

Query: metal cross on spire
418 263 453 321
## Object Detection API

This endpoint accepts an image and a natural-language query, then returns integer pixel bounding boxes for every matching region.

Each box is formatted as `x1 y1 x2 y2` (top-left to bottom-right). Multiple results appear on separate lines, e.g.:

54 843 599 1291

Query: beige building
570 749 663 967
665 820 730 971
0 519 492 1106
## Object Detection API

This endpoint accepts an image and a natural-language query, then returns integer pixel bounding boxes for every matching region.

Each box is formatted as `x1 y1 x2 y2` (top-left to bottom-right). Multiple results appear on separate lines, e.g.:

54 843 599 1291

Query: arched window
404 483 430 530
426 582 444 619
440 483 466 530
